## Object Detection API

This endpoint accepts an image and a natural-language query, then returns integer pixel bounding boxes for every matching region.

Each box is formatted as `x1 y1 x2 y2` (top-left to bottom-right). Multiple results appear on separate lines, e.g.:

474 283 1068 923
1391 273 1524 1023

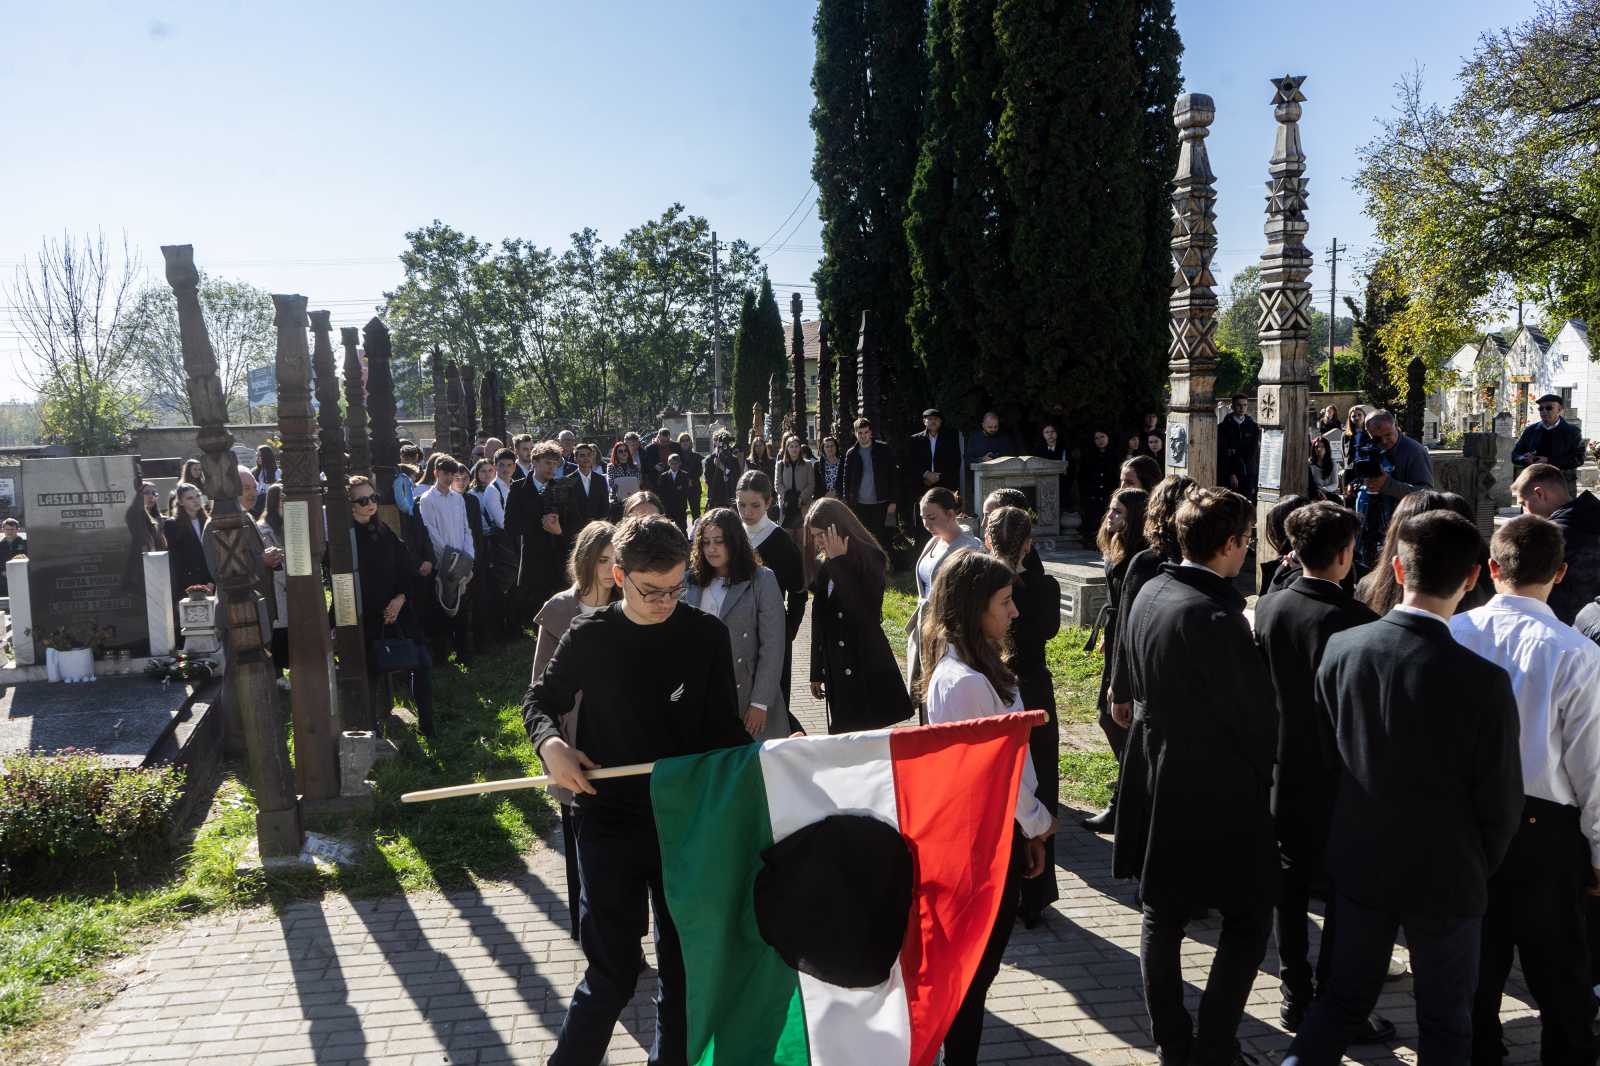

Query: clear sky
0 0 1536 402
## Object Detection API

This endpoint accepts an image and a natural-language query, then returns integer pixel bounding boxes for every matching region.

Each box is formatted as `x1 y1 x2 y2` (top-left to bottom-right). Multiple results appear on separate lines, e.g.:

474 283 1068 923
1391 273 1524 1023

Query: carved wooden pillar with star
1165 93 1221 489
1255 75 1314 577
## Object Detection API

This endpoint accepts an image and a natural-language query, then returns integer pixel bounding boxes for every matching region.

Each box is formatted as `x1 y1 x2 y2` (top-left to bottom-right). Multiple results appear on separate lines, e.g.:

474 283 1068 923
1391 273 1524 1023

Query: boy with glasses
523 515 747 1066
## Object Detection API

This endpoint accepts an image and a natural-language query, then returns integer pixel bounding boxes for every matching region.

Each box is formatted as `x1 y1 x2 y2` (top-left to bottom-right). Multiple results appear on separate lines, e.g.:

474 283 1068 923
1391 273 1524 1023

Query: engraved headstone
22 456 149 653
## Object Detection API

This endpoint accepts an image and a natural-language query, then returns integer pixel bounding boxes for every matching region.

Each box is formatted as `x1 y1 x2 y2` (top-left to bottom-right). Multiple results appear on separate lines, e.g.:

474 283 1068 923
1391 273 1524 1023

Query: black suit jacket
844 441 897 508
656 469 692 519
641 441 679 490
1513 418 1585 472
570 469 611 527
162 514 212 595
1253 576 1377 841
504 476 569 594
908 431 962 493
1316 610 1522 916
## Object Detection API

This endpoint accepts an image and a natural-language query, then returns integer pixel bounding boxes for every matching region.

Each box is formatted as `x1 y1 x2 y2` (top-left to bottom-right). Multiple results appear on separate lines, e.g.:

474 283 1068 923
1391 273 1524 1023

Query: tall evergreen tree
906 0 1011 429
731 288 760 446
812 0 929 441
754 275 789 441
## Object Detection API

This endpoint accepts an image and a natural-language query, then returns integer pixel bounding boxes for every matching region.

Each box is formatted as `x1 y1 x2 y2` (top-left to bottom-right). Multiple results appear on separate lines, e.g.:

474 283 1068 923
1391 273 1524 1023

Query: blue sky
0 0 1535 402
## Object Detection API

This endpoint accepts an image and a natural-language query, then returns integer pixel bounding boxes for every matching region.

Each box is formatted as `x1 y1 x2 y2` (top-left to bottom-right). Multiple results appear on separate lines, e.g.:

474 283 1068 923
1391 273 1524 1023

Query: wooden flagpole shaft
400 761 657 804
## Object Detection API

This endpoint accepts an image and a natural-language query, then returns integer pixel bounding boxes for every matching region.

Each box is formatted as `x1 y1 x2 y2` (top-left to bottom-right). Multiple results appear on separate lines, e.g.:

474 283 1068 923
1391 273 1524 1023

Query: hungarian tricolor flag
651 712 1037 1066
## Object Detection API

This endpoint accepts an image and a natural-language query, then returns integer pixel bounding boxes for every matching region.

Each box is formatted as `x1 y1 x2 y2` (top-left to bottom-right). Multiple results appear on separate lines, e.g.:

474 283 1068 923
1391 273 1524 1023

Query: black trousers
1276 819 1335 1006
1471 797 1596 1066
553 805 686 1066
850 502 890 546
1141 894 1272 1066
1286 892 1480 1066
1019 667 1060 920
944 834 1022 1065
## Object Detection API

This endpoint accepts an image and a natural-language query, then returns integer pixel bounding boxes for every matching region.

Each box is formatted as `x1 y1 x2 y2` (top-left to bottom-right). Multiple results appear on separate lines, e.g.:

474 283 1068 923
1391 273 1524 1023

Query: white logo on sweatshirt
669 683 685 702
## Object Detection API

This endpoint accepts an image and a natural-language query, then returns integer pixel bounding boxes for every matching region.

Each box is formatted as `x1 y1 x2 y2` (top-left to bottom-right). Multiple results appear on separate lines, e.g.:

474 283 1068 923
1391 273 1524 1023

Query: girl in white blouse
917 547 1056 1065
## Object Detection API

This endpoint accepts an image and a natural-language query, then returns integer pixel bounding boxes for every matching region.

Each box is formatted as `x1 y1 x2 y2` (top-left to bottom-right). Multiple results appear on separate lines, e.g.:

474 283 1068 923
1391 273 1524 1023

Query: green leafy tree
1344 263 1408 411
1215 266 1263 371
119 274 275 422
1355 0 1600 356
811 0 929 439
731 288 760 445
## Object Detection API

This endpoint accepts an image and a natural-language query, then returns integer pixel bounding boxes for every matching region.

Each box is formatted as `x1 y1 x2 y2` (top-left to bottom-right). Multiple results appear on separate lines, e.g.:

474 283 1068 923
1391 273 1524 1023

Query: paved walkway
57 609 1543 1066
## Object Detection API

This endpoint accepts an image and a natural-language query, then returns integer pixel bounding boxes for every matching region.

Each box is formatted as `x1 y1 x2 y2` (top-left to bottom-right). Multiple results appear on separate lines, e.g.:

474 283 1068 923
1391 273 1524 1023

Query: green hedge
0 751 185 892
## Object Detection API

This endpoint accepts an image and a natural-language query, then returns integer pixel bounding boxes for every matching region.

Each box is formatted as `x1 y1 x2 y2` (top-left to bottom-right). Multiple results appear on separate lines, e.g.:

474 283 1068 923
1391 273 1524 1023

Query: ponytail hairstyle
915 548 1018 705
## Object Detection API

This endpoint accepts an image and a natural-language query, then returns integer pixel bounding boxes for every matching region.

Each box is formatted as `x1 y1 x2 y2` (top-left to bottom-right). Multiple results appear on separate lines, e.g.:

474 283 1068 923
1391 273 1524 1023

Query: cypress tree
754 276 788 438
813 0 928 442
731 288 759 446
906 0 1012 429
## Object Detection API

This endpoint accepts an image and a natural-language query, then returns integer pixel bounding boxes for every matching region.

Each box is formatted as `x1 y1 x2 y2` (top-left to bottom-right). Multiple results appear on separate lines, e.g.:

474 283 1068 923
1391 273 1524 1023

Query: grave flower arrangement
144 652 216 684
33 622 117 655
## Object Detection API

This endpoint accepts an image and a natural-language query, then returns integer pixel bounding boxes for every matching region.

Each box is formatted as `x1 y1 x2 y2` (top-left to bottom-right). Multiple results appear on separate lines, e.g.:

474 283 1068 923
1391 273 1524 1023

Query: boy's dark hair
1395 510 1484 597
1174 488 1254 563
982 487 1029 516
1264 494 1311 555
1511 462 1568 497
512 433 533 448
434 456 462 476
613 514 688 574
736 469 774 500
493 447 516 464
1285 501 1361 570
530 440 563 462
1490 514 1565 587
853 417 872 431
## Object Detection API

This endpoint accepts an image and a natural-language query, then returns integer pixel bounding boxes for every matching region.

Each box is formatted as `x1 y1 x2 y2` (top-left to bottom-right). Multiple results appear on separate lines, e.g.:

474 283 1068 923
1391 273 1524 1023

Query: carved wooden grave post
342 326 371 481
817 320 833 444
366 318 401 532
273 294 339 800
446 362 469 461
791 293 808 440
162 244 302 856
1166 93 1221 488
430 346 450 455
312 311 372 731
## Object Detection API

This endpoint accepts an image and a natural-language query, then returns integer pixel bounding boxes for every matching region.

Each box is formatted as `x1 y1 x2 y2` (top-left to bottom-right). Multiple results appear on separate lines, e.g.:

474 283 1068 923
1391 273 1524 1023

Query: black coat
809 555 911 733
656 469 694 522
1253 576 1376 845
504 476 569 599
908 430 962 495
1217 415 1261 494
1094 553 1133 717
352 517 424 638
1107 547 1165 705
754 527 807 642
163 514 212 597
568 469 611 528
1077 446 1120 511
641 441 679 490
844 441 898 508
1316 610 1522 916
1112 564 1278 907
1512 418 1585 472
1549 490 1600 625
704 452 744 509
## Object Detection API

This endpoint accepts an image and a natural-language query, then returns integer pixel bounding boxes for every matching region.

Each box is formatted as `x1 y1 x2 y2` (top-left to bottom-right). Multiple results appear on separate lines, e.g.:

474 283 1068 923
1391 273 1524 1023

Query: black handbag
370 623 421 672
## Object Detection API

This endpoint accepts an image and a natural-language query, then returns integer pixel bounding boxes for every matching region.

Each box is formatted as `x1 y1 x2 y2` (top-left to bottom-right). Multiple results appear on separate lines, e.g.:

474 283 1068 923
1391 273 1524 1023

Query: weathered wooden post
162 244 302 857
366 319 401 528
1255 76 1314 574
273 294 339 800
481 368 505 443
462 364 478 448
791 293 808 440
312 311 372 731
342 326 371 481
817 320 833 443
430 347 450 455
1166 93 1221 488
446 362 470 461
858 310 881 430
835 314 857 441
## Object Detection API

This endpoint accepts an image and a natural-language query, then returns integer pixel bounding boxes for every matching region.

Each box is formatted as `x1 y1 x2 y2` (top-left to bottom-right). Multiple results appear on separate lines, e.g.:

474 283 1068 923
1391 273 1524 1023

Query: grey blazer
684 566 789 740
532 586 588 804
905 532 986 689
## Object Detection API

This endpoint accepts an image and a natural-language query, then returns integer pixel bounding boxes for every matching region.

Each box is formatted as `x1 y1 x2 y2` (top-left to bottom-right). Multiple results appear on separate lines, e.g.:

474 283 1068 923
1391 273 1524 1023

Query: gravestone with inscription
23 456 149 654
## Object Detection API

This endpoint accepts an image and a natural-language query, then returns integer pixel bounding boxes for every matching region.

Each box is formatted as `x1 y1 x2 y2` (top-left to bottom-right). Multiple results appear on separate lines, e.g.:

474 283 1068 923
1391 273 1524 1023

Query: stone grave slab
0 676 200 768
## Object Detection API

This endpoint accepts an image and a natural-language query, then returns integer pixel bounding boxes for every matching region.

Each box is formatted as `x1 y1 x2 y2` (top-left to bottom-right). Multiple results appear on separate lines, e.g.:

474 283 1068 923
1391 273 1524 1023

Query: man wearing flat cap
910 408 963 542
1513 394 1586 492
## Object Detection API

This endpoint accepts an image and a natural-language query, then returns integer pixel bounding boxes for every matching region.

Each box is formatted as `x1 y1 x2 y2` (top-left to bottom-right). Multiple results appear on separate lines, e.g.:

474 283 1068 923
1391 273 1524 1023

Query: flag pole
400 762 656 804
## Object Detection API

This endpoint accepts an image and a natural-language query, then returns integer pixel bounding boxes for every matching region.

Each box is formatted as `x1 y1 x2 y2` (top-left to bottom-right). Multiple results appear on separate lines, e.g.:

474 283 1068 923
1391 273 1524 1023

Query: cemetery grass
882 572 1103 724
0 635 554 1043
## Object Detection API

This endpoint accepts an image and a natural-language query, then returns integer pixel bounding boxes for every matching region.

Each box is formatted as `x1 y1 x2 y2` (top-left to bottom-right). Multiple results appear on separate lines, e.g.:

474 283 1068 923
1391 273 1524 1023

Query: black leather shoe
1279 997 1306 1032
1081 807 1115 833
1346 1012 1397 1045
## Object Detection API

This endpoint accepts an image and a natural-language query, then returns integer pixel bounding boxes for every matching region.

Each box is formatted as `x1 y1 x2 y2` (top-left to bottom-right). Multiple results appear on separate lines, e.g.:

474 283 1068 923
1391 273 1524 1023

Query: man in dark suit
1217 394 1261 500
675 432 704 523
909 408 962 542
1512 462 1600 624
640 428 678 492
1284 510 1523 1066
1253 503 1392 1044
1114 488 1277 1066
569 443 611 529
1512 394 1585 489
504 440 570 623
656 453 692 531
844 417 898 543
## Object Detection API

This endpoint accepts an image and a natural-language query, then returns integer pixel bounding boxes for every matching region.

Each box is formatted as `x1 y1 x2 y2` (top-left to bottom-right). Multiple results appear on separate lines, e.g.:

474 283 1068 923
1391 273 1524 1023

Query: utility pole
1326 238 1342 389
710 231 723 412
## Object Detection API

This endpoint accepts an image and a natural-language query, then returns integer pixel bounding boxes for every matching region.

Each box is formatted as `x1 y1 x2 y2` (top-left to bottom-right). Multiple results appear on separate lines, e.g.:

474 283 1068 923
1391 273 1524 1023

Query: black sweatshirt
522 601 748 812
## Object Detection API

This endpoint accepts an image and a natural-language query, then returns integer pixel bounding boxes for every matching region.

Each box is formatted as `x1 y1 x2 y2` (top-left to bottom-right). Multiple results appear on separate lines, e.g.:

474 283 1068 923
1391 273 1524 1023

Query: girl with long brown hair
803 497 909 733
918 547 1055 1065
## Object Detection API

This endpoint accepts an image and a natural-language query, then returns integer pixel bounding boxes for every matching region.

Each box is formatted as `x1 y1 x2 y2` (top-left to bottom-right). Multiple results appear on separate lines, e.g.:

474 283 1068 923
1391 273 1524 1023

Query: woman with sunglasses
348 475 436 737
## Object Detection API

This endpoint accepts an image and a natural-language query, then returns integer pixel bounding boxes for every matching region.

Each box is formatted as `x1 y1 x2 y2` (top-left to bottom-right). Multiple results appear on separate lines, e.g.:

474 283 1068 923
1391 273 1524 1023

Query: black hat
922 408 943 419
1536 394 1564 407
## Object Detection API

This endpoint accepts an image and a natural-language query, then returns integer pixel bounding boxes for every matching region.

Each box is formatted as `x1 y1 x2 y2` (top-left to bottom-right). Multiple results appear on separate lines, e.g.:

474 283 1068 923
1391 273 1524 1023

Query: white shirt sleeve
926 672 1053 838
1560 650 1600 866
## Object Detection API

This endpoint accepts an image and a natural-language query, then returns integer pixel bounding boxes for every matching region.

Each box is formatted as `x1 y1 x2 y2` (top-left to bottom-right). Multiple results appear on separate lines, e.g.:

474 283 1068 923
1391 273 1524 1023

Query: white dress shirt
924 648 1053 838
481 477 509 532
1391 602 1452 626
1450 593 1600 863
417 485 474 561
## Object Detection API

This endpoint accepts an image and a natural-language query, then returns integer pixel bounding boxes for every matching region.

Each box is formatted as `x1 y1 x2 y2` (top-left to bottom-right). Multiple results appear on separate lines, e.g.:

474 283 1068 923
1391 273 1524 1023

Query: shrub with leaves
0 750 185 891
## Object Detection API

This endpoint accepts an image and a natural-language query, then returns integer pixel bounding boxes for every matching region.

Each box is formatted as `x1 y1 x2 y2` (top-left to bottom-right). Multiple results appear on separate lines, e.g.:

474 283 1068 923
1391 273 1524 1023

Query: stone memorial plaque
0 476 15 509
1258 429 1285 491
332 572 358 627
283 500 313 577
22 456 148 653
1326 429 1344 467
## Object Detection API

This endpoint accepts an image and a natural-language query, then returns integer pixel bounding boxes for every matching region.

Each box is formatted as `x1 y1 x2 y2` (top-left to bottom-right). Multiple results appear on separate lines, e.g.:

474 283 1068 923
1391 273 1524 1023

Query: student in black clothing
1078 430 1120 547
523 515 747 1066
985 505 1063 928
163 482 213 602
1257 494 1312 596
843 417 899 542
348 476 436 736
1082 486 1148 833
1253 503 1392 1043
736 470 807 718
1284 510 1522 1066
656 453 692 530
675 432 704 522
